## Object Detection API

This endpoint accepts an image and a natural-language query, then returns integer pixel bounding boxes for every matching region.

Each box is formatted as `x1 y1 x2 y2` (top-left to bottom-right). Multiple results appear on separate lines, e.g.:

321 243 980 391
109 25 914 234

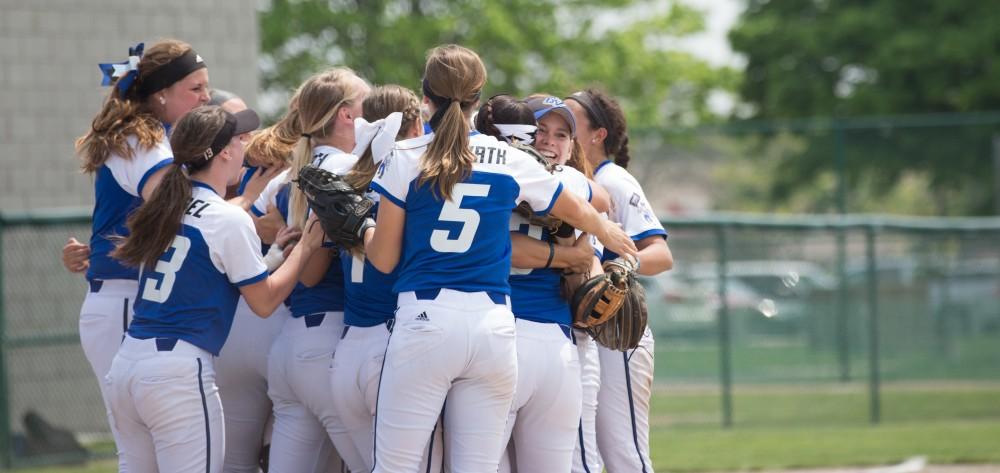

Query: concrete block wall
0 0 260 210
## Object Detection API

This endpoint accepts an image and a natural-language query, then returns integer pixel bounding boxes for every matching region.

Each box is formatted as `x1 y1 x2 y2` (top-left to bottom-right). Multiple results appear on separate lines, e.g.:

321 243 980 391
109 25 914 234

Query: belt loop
386 318 395 333
89 280 104 293
341 326 350 339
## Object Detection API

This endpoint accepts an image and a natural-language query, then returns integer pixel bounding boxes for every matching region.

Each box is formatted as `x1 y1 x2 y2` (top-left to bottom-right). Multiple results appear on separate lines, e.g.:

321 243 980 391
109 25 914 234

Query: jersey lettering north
129 184 268 356
252 147 348 317
88 134 174 281
594 160 667 261
371 133 564 295
509 165 592 325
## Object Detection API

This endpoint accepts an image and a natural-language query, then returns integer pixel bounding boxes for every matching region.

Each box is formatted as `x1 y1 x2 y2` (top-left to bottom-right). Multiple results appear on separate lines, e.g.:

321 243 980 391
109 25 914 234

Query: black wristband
543 240 556 269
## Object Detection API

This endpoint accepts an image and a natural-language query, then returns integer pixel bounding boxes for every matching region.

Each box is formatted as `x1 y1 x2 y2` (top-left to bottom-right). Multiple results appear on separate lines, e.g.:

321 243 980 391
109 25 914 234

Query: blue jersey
87 135 173 281
593 160 667 261
129 183 268 356
509 165 592 325
319 152 400 327
371 133 564 295
252 146 348 316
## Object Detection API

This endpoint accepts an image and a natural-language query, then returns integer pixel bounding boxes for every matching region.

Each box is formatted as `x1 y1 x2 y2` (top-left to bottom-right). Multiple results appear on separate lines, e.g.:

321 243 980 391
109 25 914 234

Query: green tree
259 0 734 127
728 0 1000 215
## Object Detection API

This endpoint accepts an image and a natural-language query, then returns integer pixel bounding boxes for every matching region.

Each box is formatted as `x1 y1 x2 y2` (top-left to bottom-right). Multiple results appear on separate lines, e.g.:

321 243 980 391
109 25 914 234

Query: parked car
642 260 837 339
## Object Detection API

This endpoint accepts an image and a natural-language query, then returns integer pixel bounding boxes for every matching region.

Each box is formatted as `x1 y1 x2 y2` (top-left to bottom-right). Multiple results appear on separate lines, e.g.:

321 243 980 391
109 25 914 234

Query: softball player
327 85 444 473
362 44 637 473
566 89 674 472
72 39 210 471
105 105 326 473
252 68 369 473
476 95 595 471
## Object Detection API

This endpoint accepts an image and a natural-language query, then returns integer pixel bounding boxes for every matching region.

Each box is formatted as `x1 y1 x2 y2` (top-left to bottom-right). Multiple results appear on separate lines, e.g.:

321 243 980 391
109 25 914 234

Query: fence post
0 218 11 467
716 225 733 428
836 226 851 382
865 225 881 424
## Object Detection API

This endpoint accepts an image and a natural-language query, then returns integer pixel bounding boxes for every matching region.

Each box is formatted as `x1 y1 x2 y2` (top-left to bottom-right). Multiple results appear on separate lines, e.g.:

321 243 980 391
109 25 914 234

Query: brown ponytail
345 85 420 192
416 45 487 201
76 39 195 173
112 106 226 267
576 88 631 169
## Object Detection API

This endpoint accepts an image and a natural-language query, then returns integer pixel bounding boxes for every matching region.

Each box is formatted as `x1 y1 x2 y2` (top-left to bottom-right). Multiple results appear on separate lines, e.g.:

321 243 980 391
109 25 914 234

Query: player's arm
510 232 593 274
635 235 672 275
300 247 335 287
363 198 404 274
139 166 170 201
549 191 637 259
240 215 324 317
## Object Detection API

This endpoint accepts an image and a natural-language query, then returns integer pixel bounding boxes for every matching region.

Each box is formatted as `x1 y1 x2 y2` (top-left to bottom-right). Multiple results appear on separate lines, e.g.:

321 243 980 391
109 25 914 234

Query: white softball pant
373 289 517 473
597 326 655 472
266 311 346 473
500 319 582 472
106 335 224 473
572 329 604 473
330 322 443 473
79 279 136 472
215 297 288 473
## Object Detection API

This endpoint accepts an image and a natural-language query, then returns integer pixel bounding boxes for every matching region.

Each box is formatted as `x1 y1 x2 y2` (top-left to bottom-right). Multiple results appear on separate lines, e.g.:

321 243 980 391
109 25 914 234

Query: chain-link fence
2 211 1000 467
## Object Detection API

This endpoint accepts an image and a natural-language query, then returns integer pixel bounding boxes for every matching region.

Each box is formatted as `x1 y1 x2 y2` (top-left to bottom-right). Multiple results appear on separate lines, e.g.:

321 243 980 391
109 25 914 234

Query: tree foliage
728 0 1000 215
259 0 734 127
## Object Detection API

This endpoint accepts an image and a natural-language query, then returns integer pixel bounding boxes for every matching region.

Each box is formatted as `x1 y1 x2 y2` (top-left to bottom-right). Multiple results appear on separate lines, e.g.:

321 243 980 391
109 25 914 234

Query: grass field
16 382 1000 472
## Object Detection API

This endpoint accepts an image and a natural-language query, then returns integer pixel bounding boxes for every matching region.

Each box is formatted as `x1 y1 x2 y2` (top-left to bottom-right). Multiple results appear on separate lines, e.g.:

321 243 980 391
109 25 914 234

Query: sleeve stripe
250 205 265 217
235 270 268 287
534 182 564 216
587 182 593 203
370 182 406 209
136 158 174 198
630 228 667 241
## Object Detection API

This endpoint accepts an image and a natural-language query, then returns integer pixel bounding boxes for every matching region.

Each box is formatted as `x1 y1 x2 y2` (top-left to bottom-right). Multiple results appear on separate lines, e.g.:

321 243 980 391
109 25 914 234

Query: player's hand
242 164 287 203
62 237 90 274
275 226 302 259
301 214 326 251
565 233 595 274
255 204 285 244
596 220 638 259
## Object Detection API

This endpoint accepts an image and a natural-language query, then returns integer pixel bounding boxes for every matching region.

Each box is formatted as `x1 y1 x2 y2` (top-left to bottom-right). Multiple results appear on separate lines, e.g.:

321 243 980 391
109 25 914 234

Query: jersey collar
191 180 220 196
595 159 613 175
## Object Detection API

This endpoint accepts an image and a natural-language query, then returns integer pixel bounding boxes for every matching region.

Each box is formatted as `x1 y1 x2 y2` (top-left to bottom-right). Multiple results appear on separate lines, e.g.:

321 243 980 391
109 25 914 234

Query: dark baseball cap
525 95 576 136
203 108 260 160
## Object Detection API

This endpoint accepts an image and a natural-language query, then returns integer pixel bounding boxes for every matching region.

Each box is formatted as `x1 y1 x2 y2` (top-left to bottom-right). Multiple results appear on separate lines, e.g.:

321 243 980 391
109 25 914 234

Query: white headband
351 112 403 165
494 124 536 144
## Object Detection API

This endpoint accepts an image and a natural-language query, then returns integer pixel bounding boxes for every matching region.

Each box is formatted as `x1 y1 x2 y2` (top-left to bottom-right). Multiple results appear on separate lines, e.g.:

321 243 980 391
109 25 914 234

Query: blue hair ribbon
98 42 144 94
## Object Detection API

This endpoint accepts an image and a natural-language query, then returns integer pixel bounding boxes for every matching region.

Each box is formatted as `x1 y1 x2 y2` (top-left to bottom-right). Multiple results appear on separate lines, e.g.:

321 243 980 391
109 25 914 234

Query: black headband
202 113 237 161
422 78 482 131
566 91 611 131
137 49 206 98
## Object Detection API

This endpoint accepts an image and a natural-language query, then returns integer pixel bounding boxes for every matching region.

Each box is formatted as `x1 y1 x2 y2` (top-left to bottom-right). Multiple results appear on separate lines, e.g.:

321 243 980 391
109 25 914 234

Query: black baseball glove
294 164 375 249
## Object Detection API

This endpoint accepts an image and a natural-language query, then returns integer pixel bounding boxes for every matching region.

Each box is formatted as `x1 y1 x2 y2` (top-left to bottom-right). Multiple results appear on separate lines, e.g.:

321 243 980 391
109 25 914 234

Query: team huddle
63 39 673 473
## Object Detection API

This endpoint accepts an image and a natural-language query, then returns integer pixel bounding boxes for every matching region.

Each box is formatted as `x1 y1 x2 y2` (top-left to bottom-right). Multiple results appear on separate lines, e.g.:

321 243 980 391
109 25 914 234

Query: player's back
372 133 563 296
89 134 174 281
129 184 267 356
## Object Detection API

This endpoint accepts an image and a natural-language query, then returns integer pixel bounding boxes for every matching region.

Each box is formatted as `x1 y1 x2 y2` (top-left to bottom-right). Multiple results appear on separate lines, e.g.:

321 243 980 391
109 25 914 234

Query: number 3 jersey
371 133 564 295
129 183 269 356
